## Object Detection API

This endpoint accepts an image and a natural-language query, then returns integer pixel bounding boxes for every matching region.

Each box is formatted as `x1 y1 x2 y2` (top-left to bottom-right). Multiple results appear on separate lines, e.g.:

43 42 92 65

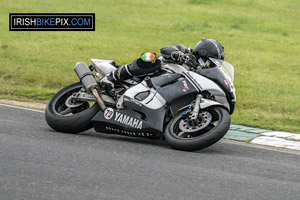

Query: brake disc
179 111 212 133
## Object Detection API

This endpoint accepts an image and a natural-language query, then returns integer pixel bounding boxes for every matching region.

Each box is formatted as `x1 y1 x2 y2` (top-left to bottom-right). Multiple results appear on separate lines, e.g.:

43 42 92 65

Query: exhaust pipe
74 62 106 110
74 62 98 93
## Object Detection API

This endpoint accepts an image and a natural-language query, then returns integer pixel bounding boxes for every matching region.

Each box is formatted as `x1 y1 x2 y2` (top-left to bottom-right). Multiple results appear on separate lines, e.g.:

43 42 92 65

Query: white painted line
0 103 45 113
251 136 300 151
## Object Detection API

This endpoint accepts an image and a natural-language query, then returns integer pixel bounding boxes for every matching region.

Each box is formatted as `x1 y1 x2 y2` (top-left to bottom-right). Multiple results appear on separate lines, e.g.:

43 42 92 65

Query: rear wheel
45 82 100 133
164 106 230 151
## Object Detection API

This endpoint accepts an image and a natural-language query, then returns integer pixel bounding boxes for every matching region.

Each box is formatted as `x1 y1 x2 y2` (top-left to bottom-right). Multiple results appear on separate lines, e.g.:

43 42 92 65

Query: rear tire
45 82 100 133
164 106 230 151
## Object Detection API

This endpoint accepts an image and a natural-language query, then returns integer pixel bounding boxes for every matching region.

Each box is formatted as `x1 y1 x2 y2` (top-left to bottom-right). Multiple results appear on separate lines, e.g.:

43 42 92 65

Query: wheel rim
54 85 95 116
179 111 212 133
171 108 221 139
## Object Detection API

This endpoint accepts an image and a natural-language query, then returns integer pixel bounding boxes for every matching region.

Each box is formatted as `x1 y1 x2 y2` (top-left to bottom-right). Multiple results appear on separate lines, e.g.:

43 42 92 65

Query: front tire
165 106 230 151
45 82 100 133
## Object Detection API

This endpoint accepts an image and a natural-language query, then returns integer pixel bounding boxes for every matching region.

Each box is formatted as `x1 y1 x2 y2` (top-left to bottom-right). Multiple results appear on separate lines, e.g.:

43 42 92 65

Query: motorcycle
45 57 236 151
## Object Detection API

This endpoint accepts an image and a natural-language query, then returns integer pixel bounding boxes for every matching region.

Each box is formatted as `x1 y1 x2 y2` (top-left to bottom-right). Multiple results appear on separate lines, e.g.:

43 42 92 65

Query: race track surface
1 104 300 200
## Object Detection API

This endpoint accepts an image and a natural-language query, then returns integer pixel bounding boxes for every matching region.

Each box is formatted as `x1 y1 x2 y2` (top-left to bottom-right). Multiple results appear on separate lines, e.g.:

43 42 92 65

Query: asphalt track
1 103 300 200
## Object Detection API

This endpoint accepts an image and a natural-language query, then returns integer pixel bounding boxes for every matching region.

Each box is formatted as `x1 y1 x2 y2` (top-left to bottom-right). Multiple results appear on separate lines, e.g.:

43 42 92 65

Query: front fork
189 94 224 120
190 94 202 120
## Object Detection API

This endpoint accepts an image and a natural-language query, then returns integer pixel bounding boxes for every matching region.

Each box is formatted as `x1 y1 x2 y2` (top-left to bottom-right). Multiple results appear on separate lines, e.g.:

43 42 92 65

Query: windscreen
209 58 234 81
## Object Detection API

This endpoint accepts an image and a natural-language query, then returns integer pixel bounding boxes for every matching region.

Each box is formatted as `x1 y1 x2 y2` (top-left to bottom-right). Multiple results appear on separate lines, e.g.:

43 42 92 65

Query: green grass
0 0 299 133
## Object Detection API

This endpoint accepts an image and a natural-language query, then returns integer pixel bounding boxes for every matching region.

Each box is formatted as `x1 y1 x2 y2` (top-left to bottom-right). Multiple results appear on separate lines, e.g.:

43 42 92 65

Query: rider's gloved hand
170 51 184 62
181 54 200 69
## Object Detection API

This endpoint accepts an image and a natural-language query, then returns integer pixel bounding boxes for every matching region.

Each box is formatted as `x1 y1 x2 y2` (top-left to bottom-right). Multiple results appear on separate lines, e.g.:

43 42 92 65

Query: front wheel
164 106 230 151
45 82 100 133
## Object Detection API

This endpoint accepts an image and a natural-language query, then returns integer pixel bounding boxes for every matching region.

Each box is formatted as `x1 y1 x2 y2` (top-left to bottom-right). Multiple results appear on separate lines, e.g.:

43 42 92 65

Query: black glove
181 54 200 69
170 51 184 62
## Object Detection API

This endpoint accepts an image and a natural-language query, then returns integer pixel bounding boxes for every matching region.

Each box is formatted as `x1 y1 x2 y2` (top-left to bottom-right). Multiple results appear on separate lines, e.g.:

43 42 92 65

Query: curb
226 124 300 151
1 99 299 151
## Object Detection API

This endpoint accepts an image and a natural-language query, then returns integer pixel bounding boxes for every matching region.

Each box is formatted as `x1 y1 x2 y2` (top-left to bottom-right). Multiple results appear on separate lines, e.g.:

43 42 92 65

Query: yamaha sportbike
45 57 236 151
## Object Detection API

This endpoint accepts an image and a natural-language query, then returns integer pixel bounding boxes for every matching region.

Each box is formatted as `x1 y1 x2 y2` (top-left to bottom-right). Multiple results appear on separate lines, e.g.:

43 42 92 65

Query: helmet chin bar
197 57 212 68
198 57 205 67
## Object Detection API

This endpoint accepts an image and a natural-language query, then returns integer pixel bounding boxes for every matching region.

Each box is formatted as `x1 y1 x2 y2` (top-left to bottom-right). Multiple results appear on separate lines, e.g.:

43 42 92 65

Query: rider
100 38 225 89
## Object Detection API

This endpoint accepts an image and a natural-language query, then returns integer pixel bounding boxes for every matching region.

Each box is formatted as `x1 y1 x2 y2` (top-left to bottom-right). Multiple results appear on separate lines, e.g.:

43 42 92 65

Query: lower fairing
91 104 166 138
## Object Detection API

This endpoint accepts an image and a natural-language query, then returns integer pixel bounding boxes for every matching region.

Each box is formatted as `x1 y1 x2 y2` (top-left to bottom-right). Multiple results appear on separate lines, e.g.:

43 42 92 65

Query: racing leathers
100 45 200 89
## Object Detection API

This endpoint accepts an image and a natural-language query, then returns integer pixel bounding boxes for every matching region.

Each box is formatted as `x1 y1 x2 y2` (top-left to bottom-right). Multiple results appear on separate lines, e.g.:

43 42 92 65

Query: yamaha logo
114 112 143 130
104 108 143 130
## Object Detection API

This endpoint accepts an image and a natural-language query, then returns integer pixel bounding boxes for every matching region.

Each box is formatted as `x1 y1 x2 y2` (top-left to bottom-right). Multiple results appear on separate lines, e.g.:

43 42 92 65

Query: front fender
200 98 229 112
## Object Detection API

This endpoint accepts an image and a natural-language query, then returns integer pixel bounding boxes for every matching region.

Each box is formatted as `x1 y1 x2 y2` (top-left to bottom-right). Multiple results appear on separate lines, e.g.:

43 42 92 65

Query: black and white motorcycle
45 57 236 151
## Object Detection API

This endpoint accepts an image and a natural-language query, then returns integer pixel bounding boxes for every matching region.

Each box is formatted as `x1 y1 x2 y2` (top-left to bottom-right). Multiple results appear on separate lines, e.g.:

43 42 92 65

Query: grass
0 0 299 133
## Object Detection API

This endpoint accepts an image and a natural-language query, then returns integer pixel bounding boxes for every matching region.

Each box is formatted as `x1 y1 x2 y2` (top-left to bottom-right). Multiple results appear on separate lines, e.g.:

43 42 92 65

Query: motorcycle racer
100 38 225 89
46 38 235 151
